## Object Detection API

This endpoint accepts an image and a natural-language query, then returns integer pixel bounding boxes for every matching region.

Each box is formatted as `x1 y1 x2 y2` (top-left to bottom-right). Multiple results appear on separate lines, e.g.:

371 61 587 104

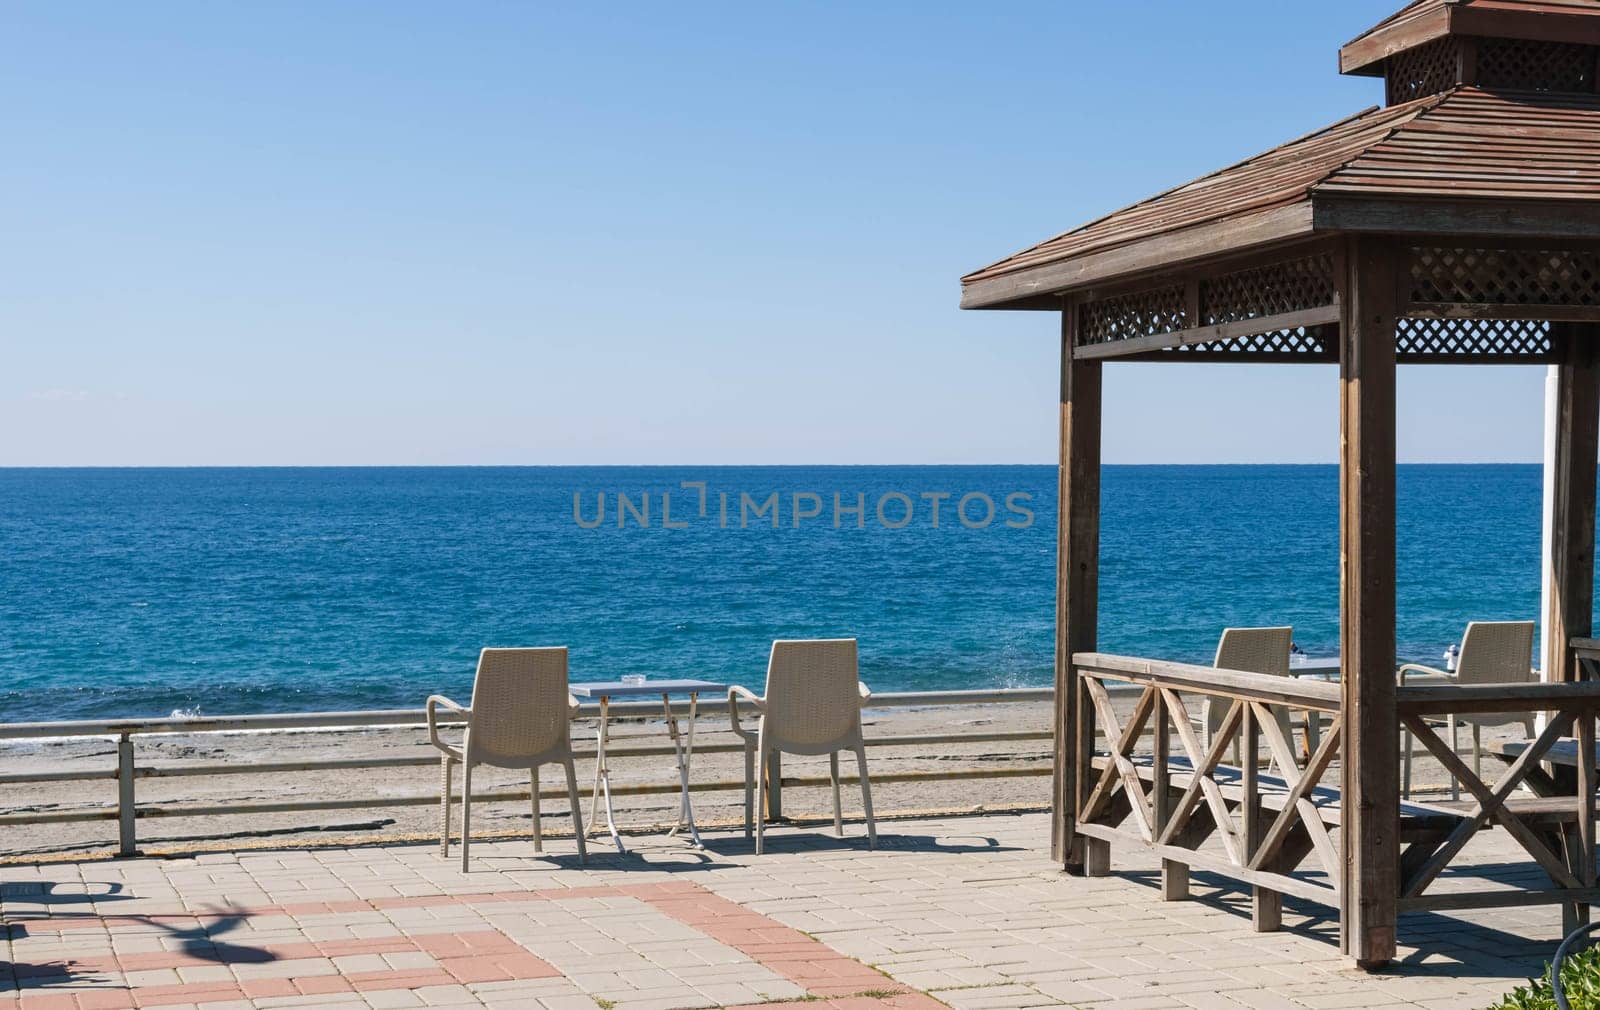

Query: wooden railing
1394 680 1600 917
1073 650 1600 931
1070 653 1345 928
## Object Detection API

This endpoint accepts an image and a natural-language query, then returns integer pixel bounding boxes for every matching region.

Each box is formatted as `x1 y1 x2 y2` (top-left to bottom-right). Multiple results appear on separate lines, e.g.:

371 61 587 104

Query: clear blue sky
0 1 1551 466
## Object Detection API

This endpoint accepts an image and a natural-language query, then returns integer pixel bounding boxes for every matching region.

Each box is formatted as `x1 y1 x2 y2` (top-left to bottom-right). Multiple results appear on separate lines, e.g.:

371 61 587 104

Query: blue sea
0 465 1554 722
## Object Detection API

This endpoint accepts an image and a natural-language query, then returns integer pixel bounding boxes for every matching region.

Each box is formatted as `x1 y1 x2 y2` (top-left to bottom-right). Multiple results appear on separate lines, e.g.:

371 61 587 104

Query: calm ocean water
0 465 1554 722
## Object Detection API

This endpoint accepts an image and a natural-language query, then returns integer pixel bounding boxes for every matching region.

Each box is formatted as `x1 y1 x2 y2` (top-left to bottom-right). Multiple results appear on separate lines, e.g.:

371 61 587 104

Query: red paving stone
1 881 927 1009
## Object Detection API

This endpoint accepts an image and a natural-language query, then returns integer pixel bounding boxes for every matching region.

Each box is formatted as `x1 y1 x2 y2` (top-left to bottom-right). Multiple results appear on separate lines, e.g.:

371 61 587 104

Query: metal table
1290 658 1342 680
568 678 726 853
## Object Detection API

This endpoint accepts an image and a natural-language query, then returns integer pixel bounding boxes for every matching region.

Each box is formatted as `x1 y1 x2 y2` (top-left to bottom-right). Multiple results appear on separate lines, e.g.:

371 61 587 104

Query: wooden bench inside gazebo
961 0 1600 968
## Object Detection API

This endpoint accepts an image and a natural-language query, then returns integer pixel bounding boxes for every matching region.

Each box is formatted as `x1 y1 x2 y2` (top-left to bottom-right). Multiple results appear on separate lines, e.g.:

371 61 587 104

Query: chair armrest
426 695 469 751
858 681 872 703
1397 664 1454 685
728 685 763 738
568 694 584 719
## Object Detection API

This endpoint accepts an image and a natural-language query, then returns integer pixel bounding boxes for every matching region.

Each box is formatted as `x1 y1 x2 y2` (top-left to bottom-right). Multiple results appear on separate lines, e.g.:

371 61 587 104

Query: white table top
1290 658 1341 678
569 679 727 699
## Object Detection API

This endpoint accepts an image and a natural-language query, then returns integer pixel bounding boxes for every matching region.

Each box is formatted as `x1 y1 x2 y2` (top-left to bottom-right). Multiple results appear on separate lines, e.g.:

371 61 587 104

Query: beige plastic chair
1400 621 1536 799
729 639 876 854
1201 627 1297 765
428 647 586 871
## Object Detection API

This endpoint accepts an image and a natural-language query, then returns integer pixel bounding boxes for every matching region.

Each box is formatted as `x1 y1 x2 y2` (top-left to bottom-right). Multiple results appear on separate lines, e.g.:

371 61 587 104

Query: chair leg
531 765 543 853
754 725 769 855
829 752 843 837
854 743 876 849
564 757 586 864
742 742 754 839
440 755 453 858
1402 726 1412 799
460 760 473 873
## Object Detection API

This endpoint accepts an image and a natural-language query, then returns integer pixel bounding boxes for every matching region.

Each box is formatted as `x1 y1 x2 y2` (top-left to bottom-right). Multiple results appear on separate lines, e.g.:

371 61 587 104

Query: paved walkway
0 812 1573 1010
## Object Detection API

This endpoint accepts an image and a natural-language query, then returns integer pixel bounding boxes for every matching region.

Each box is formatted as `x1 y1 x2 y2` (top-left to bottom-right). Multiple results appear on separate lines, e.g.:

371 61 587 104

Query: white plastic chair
1202 627 1297 764
428 647 586 870
729 639 876 854
1400 621 1536 800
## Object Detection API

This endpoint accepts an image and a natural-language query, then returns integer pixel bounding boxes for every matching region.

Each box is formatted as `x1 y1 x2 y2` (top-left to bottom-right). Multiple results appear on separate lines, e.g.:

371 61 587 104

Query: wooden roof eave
959 192 1600 312
1341 2 1600 76
959 203 1317 311
1340 2 1452 77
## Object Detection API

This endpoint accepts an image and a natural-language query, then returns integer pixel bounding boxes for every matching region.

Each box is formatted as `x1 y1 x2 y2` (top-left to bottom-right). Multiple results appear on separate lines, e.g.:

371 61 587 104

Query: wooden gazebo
962 0 1600 968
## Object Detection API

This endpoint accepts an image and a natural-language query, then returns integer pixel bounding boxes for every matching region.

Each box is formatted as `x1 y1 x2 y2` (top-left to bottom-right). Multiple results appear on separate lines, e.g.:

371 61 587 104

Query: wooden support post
1570 712 1596 934
1339 238 1400 969
1546 322 1600 689
1153 689 1188 898
1552 322 1598 933
1058 299 1103 874
1244 708 1282 931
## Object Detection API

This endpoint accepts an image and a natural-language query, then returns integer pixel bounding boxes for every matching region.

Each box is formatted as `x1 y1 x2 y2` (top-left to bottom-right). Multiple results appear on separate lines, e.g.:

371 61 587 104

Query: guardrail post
117 733 137 856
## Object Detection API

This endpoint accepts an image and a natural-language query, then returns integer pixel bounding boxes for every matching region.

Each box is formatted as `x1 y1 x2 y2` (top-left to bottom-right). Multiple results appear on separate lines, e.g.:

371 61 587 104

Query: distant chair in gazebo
1203 627 1297 765
1399 621 1537 800
427 647 587 871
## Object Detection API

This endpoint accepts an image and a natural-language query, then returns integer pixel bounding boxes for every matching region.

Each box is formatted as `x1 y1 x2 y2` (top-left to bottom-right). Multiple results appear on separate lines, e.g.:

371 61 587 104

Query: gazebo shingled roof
961 87 1600 310
960 0 1600 972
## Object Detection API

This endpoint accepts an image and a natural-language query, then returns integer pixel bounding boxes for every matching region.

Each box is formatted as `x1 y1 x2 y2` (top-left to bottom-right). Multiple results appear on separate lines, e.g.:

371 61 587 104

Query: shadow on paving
1116 866 1563 980
4 904 276 995
0 879 133 908
701 830 1026 857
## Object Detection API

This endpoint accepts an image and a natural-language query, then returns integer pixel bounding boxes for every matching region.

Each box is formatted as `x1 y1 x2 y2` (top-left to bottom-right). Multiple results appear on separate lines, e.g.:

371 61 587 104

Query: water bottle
1444 643 1460 672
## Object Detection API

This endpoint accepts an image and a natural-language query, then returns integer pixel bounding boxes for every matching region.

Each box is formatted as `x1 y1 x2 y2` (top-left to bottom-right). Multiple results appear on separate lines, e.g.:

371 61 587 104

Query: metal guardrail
0 688 1056 856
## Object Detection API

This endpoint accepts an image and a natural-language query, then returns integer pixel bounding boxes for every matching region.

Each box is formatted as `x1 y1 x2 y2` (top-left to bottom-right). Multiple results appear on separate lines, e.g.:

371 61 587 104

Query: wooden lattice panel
1411 247 1600 308
1394 317 1553 362
1164 325 1335 359
1077 285 1187 347
1387 37 1462 104
1201 254 1337 325
1477 39 1597 93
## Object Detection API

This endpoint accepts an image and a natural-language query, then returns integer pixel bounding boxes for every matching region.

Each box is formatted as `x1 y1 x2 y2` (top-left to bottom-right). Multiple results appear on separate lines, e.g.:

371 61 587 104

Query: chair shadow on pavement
2 887 277 996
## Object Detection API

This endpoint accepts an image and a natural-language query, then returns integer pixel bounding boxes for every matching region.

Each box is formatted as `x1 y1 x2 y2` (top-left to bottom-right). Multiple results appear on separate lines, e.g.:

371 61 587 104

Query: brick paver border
1 881 939 1010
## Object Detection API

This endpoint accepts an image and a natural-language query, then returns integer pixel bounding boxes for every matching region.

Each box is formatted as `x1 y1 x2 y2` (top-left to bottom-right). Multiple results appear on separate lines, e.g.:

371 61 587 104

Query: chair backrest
1456 621 1536 686
1214 627 1293 677
1207 627 1293 747
763 638 863 753
466 647 571 768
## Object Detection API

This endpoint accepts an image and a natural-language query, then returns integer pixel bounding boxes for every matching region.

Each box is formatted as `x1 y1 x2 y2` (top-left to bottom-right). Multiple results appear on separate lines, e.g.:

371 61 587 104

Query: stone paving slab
0 812 1578 1009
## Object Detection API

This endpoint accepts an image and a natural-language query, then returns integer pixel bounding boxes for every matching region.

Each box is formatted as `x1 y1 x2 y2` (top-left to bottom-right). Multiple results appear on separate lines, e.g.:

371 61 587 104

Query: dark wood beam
1339 237 1400 970
1057 299 1103 874
1546 323 1600 688
1072 305 1341 361
1313 197 1600 242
